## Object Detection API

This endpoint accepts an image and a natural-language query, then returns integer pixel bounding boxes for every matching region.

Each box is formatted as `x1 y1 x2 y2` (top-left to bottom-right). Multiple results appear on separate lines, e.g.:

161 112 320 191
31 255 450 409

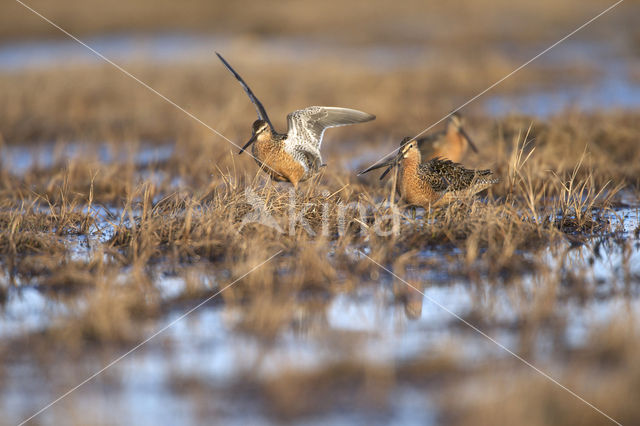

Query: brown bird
359 137 498 209
416 113 478 162
217 53 375 187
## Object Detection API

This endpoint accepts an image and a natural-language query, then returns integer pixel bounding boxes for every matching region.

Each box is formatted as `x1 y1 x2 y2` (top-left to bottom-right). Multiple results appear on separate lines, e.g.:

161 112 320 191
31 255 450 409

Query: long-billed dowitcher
417 112 478 162
216 53 375 187
359 137 497 209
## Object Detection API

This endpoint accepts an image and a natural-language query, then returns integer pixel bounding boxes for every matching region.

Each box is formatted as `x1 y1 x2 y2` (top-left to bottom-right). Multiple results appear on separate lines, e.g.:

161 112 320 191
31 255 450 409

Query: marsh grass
0 124 624 346
4 126 630 421
1 105 635 422
1 20 640 423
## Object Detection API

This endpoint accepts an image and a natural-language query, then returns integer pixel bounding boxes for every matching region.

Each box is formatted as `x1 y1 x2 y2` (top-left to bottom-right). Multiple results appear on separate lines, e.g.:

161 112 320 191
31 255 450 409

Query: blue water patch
1 33 638 117
485 40 640 116
0 141 174 175
484 67 640 116
0 33 428 71
0 33 229 70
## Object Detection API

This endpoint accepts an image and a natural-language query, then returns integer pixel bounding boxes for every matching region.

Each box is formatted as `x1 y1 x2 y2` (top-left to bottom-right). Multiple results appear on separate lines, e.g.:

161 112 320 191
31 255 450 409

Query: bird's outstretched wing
286 106 375 150
216 52 275 132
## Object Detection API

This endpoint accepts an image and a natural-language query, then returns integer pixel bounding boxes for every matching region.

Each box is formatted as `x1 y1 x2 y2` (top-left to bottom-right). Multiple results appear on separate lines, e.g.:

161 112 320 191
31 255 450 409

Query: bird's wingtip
215 52 228 64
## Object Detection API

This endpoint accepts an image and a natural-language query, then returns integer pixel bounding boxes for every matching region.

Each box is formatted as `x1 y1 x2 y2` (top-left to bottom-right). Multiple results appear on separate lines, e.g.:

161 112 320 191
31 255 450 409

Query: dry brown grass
0 60 633 348
0 121 626 345
1 3 640 422
0 125 627 421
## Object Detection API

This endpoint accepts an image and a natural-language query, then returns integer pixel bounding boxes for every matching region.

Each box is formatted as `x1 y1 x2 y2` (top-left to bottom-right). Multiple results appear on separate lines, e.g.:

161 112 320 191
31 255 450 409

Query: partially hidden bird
416 112 478 163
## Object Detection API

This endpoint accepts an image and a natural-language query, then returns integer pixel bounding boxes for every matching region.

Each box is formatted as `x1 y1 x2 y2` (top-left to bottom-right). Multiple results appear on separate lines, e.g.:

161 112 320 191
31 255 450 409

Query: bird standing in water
217 53 375 187
359 137 498 209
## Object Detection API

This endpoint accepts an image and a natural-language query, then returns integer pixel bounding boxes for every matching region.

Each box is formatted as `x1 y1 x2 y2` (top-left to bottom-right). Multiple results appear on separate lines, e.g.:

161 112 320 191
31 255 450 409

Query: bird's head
239 120 271 154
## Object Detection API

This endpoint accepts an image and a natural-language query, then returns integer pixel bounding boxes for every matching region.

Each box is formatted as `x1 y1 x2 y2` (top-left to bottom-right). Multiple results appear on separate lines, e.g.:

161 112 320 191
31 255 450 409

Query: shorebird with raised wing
216 53 375 187
359 137 497 209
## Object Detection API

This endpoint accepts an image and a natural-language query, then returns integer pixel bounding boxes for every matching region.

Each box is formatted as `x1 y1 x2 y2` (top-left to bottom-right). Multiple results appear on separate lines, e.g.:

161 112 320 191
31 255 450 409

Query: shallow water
484 39 640 116
0 33 429 72
1 207 638 424
0 141 174 175
0 34 229 71
484 61 640 116
0 287 66 339
1 34 640 117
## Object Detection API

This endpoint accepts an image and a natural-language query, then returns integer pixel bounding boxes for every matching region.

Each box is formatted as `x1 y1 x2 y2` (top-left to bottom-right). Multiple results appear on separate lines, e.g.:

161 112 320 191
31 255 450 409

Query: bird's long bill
239 133 257 155
378 161 397 180
357 159 394 176
460 127 479 153
358 156 400 180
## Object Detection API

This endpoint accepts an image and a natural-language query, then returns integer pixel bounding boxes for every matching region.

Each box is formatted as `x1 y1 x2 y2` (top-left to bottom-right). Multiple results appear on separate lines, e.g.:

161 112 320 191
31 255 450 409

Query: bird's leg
425 203 433 220
390 162 399 206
